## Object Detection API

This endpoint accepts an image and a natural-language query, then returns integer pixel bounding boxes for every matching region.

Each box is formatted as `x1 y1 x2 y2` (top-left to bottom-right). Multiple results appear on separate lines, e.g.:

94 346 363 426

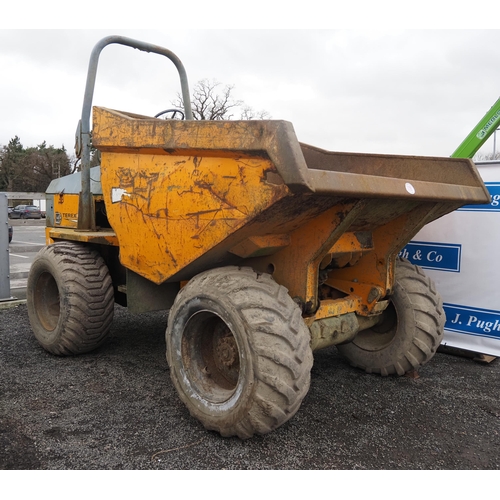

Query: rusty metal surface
47 228 118 246
301 143 490 204
301 143 489 189
308 169 490 203
92 107 314 193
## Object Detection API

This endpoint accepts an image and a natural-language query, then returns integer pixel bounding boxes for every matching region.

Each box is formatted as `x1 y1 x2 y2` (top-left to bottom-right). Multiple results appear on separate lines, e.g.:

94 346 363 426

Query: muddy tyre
337 259 445 376
166 267 313 439
27 242 115 355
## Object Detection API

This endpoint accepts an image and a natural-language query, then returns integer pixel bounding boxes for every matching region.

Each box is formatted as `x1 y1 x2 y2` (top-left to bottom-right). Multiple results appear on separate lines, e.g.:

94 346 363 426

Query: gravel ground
1 303 499 470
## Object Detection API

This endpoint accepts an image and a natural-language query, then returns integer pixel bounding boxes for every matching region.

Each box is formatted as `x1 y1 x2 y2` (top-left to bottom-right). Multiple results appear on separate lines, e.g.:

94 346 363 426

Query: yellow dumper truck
26 36 490 438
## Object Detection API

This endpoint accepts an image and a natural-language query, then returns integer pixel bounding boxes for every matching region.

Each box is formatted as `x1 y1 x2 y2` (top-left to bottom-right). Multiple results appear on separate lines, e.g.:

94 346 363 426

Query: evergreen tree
0 137 72 192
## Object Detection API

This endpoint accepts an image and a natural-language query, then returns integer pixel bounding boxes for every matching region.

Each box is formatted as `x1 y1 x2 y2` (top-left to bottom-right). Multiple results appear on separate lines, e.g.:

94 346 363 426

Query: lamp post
494 127 498 159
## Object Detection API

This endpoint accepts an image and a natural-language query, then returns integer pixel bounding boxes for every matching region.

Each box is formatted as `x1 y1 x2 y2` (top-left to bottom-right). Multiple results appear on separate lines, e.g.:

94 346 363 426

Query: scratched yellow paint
100 152 289 284
52 194 80 228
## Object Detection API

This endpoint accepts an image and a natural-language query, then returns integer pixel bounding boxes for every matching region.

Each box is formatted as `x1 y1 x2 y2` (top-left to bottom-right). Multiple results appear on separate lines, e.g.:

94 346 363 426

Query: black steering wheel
154 108 185 120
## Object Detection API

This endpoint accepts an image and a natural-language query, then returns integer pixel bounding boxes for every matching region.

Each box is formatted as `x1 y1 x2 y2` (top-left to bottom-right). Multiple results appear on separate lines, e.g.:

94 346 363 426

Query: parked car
9 205 42 219
8 225 13 243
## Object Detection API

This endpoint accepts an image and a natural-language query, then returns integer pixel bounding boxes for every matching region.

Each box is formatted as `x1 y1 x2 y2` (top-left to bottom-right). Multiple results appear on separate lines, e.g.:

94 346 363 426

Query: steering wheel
155 108 185 120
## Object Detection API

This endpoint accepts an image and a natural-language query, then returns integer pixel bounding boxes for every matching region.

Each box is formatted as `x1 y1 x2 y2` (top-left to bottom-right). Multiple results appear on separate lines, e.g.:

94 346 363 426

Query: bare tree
474 151 500 161
240 104 271 120
173 79 269 120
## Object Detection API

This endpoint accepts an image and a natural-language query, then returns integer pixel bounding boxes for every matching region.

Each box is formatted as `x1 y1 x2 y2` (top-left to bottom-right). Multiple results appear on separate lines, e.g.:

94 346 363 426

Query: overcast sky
1 27 499 159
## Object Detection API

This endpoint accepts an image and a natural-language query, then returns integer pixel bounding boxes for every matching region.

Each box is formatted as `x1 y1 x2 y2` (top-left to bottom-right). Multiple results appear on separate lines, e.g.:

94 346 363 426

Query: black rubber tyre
337 259 445 376
166 267 313 439
27 242 115 355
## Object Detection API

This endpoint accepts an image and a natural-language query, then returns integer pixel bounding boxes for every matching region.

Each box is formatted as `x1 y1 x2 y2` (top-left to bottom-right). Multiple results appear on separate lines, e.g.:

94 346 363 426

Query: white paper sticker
405 182 415 195
111 188 130 203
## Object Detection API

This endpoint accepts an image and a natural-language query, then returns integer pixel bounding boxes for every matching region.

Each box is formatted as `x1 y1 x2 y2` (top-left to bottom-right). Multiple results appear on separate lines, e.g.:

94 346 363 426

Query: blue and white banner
399 241 461 272
405 161 500 357
443 304 500 340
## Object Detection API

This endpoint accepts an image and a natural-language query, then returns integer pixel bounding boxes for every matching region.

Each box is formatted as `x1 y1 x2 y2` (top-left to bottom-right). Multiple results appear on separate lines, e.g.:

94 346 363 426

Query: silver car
9 205 42 219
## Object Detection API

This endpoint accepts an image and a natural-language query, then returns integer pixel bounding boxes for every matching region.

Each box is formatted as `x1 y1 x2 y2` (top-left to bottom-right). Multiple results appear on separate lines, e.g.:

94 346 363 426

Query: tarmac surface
4 218 45 301
1 299 499 470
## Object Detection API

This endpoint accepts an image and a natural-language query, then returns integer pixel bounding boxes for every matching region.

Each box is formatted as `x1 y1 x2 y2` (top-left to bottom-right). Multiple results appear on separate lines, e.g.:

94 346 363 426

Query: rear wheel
166 267 313 439
27 242 115 355
337 259 445 376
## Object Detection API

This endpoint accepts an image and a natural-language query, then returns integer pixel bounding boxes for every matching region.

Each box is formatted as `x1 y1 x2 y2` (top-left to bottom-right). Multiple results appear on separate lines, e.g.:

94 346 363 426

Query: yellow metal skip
100 152 289 284
88 105 491 325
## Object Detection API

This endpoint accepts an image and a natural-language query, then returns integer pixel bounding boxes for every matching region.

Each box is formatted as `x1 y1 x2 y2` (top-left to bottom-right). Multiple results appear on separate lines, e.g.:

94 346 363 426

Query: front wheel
27 242 115 355
337 259 445 376
166 267 313 439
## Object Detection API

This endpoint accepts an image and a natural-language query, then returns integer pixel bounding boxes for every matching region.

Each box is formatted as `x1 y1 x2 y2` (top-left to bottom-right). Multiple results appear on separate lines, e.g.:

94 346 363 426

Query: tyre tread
27 242 114 355
167 266 313 439
337 258 444 376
